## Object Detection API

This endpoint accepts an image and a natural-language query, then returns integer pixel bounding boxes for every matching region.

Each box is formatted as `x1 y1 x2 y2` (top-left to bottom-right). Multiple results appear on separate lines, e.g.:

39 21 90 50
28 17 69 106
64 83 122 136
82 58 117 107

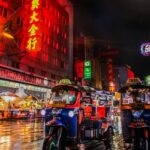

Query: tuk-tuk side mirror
101 117 107 123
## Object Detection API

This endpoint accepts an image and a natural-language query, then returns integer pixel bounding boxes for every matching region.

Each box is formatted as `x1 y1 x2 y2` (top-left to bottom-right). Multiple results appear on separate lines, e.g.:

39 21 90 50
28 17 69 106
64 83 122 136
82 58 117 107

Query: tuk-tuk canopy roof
118 84 150 93
52 84 83 92
52 84 96 94
82 86 96 92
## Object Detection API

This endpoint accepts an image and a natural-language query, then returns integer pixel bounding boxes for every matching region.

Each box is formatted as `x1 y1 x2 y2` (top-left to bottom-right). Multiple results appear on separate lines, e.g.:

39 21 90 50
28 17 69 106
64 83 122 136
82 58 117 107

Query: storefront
0 65 56 119
0 64 55 99
0 80 50 99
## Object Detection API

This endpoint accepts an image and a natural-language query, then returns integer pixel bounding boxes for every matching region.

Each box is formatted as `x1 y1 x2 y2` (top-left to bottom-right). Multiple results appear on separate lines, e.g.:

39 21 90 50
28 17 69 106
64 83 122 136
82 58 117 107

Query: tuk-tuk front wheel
42 135 65 150
104 127 113 149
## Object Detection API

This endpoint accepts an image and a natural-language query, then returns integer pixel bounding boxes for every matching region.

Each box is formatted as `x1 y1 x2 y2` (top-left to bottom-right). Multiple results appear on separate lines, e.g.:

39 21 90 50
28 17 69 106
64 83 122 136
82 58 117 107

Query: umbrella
0 92 19 102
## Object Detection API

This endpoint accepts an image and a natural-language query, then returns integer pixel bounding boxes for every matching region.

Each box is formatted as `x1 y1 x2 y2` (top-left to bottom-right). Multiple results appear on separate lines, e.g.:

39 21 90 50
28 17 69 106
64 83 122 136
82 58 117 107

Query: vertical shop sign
26 0 40 52
84 60 92 79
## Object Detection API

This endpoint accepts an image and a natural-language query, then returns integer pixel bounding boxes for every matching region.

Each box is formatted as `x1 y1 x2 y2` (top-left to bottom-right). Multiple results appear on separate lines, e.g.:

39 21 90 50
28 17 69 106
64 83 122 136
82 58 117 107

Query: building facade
0 0 73 99
114 65 135 91
74 35 103 88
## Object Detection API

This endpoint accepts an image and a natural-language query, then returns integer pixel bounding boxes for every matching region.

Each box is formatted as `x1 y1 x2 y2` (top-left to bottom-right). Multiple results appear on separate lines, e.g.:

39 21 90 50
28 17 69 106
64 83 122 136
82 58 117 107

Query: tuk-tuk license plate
52 103 65 107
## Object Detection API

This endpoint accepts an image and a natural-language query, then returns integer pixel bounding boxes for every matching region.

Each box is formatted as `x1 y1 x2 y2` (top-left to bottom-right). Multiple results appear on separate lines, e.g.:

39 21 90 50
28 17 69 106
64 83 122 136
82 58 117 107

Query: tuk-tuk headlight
68 111 74 118
132 110 144 118
40 109 46 116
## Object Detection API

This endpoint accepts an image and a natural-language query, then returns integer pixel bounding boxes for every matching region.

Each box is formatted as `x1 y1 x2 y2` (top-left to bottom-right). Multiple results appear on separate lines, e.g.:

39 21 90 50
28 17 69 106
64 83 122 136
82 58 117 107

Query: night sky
72 0 150 79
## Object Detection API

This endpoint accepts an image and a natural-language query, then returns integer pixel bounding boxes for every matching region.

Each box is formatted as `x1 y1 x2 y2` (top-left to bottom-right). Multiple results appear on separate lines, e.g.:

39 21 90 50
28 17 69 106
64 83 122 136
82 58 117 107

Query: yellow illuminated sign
31 0 39 10
28 24 38 36
26 37 37 50
26 0 40 51
30 11 39 23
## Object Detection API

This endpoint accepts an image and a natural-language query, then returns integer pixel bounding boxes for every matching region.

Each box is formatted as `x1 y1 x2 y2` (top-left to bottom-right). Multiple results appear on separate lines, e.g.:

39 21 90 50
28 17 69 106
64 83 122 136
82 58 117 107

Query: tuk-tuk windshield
51 86 78 105
122 89 150 105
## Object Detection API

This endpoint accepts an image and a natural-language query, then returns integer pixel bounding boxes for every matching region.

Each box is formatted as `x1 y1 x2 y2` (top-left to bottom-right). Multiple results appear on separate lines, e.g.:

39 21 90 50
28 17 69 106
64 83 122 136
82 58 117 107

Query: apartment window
48 20 51 27
55 58 58 66
51 74 56 79
42 0 46 7
8 20 13 30
0 6 3 16
15 38 21 47
11 61 19 69
47 37 50 45
57 27 59 34
60 61 65 69
16 17 22 26
3 8 7 17
41 70 46 76
56 42 59 49
28 67 34 73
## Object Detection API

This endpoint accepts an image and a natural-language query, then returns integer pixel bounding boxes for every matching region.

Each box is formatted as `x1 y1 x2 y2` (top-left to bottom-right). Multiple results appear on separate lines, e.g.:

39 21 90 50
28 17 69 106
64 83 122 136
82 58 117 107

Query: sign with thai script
0 66 51 87
141 42 150 56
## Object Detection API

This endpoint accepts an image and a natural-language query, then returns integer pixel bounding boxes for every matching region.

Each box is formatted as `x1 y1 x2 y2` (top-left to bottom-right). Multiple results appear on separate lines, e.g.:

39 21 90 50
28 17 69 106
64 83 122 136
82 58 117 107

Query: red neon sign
0 65 51 87
75 60 84 79
127 69 135 79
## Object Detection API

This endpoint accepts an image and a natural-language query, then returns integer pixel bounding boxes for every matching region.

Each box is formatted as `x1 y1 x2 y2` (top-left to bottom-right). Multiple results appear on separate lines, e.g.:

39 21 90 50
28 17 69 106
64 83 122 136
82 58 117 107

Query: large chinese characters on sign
21 0 42 52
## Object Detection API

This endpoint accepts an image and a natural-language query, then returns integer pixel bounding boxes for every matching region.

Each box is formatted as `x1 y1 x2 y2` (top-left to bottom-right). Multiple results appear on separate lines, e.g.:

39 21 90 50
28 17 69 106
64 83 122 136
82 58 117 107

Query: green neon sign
84 60 92 79
84 61 91 67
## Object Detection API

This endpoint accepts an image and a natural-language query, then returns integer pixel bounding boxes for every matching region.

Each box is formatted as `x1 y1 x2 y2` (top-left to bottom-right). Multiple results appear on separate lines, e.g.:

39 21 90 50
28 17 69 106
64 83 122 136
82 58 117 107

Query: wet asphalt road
0 116 124 150
0 119 44 150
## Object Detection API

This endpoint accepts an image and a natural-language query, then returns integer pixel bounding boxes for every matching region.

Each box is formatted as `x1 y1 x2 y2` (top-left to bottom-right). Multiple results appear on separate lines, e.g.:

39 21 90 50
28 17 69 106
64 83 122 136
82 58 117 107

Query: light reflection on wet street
0 116 124 150
0 119 44 150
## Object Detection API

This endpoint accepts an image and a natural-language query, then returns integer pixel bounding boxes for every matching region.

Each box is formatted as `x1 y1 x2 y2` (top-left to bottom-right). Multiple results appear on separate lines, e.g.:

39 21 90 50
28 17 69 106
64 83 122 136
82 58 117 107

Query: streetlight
1 32 14 39
0 30 28 61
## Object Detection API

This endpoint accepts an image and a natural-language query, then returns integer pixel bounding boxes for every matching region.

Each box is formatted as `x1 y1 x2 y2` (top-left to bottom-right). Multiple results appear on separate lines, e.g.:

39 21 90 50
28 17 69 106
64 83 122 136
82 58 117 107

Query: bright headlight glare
41 109 46 116
68 111 74 117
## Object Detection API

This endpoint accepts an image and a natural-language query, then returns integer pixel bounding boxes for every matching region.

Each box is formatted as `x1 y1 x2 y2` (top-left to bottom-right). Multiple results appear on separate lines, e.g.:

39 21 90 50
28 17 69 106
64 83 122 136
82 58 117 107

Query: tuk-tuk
119 79 150 150
42 79 113 150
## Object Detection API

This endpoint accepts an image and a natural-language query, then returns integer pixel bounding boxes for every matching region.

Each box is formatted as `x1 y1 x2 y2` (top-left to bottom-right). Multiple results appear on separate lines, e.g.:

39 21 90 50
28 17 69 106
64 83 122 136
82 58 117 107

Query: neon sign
0 65 51 87
84 60 92 79
141 42 150 56
26 0 40 52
